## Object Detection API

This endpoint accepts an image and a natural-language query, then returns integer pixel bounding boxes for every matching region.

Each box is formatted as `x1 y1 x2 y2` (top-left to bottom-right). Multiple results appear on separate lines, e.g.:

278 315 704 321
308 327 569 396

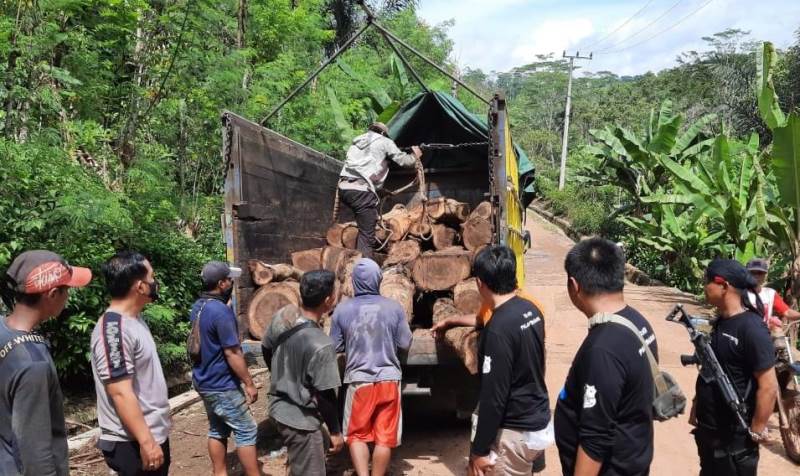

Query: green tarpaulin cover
387 91 535 202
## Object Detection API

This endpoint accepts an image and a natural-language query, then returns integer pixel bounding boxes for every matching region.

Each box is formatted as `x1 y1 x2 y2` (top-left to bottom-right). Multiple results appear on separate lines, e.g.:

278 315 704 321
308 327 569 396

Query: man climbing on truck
338 122 422 258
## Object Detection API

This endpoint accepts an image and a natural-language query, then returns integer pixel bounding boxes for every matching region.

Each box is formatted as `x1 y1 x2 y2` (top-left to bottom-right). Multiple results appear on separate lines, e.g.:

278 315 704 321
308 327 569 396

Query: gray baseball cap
201 261 242 286
746 258 770 273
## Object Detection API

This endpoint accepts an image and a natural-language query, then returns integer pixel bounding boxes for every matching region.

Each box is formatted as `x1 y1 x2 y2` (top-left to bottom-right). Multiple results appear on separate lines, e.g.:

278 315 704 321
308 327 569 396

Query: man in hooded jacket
330 258 413 476
338 123 422 257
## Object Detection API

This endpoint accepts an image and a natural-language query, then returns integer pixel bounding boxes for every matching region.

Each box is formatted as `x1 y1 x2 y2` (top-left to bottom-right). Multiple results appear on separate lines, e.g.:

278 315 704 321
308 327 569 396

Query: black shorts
97 439 171 476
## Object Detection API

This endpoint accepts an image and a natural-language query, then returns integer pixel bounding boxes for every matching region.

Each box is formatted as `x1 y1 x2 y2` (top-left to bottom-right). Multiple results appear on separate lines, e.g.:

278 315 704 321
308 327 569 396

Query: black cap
201 261 242 287
746 258 769 273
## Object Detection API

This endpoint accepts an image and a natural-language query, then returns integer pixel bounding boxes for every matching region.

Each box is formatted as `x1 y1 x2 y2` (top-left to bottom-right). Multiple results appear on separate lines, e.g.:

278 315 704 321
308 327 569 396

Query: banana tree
578 99 717 213
757 42 800 297
618 204 726 290
647 133 770 262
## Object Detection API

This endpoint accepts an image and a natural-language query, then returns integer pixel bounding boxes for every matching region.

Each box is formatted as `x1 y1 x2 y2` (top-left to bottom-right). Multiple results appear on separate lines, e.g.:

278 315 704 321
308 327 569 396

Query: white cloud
417 0 800 75
511 18 595 64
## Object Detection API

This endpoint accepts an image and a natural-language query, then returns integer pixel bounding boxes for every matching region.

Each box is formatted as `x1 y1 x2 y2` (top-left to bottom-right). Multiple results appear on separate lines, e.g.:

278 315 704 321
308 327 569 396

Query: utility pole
558 51 592 190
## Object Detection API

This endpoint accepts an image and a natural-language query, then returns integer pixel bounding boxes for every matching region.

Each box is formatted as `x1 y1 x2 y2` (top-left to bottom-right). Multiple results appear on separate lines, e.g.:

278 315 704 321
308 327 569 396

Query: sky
415 0 800 76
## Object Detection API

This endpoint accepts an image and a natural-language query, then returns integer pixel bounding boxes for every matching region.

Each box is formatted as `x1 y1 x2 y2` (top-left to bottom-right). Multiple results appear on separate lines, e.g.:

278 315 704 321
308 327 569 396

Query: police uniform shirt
554 306 658 476
694 311 775 432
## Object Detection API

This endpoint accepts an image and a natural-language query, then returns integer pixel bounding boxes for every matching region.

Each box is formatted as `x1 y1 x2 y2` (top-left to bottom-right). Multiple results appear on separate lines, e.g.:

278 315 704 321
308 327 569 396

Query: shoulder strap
275 321 315 349
588 313 666 393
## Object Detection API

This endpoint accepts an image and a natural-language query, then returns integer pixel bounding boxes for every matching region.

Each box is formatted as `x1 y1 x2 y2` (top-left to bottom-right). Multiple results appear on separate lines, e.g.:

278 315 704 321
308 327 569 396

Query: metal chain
418 141 489 151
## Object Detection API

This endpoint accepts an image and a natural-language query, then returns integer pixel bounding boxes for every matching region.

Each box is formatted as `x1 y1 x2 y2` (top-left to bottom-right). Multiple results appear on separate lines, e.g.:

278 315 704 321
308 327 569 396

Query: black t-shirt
694 311 775 433
554 306 657 476
471 296 550 456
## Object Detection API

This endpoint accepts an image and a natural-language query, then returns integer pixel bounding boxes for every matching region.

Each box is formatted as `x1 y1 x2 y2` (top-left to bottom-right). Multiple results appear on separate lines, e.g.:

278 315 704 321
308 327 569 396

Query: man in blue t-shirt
190 261 259 476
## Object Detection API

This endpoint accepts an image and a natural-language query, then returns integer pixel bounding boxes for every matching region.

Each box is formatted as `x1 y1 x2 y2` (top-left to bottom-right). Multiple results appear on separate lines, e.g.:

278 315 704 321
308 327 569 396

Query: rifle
665 304 750 433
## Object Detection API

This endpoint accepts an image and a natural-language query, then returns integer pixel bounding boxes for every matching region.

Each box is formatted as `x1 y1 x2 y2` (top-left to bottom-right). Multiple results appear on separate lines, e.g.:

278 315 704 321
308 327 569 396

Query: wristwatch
749 427 769 442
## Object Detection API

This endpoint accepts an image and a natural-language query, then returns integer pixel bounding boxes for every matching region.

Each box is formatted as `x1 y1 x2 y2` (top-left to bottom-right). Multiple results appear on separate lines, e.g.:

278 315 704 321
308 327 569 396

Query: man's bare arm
223 346 258 403
105 378 164 469
430 314 477 339
574 445 603 476
750 367 779 435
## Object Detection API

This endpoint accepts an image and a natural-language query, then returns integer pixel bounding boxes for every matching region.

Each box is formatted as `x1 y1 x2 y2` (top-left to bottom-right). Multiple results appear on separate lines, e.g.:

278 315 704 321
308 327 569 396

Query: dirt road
74 211 798 475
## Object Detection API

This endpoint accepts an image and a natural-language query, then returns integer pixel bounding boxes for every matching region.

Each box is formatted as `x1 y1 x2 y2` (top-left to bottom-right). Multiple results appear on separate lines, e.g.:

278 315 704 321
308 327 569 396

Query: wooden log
247 260 303 286
454 278 481 314
247 281 301 339
408 221 432 239
291 248 323 272
427 197 470 223
431 223 457 250
470 244 488 264
338 254 360 299
461 216 493 251
432 297 459 326
470 201 492 221
322 246 361 278
342 226 359 250
375 226 390 243
411 249 472 291
384 240 421 266
443 327 480 375
380 266 415 322
326 223 353 247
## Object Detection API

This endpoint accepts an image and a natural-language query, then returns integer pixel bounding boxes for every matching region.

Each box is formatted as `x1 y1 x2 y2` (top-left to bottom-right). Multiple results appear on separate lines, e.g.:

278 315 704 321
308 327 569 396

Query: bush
0 138 220 381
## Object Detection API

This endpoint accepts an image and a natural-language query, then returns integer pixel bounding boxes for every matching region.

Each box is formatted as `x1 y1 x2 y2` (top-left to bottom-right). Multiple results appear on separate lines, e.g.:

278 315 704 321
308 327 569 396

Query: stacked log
248 199 496 373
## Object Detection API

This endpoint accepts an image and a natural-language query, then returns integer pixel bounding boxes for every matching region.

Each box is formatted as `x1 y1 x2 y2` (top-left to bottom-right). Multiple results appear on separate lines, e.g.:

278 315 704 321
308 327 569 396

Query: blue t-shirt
189 295 241 392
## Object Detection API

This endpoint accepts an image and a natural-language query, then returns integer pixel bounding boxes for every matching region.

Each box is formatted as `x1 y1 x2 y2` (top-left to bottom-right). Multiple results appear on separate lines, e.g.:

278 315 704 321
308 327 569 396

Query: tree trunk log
338 254 361 299
454 278 481 314
380 266 415 322
322 246 361 277
247 260 303 286
342 225 359 250
434 297 480 374
326 223 353 247
443 327 480 375
470 201 492 221
431 224 458 250
247 281 300 339
408 221 432 239
291 248 323 272
461 216 493 251
384 240 421 266
432 297 459 326
427 197 470 223
411 249 472 291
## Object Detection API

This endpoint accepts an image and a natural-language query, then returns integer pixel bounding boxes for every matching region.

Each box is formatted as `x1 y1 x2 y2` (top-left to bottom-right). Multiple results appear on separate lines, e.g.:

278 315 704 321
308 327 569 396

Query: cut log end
454 278 481 314
411 249 472 291
431 223 458 250
461 216 493 251
247 281 301 339
291 248 323 272
380 267 415 322
384 240 421 266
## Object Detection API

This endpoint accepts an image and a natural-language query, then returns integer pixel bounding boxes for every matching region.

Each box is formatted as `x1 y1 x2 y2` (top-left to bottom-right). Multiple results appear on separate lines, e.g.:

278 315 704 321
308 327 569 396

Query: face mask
221 286 233 303
146 279 160 302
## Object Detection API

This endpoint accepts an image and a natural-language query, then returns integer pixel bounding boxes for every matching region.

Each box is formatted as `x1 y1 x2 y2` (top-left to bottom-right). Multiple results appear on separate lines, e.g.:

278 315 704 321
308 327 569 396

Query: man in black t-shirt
554 238 657 476
693 259 778 476
468 246 551 476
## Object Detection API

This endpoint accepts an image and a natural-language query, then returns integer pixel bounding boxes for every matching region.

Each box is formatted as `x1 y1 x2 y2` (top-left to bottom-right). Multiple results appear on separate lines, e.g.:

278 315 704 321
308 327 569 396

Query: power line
577 0 656 51
595 0 685 53
597 0 715 54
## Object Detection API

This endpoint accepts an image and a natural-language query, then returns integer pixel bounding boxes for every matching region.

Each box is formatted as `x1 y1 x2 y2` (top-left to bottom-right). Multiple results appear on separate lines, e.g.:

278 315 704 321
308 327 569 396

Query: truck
222 90 534 412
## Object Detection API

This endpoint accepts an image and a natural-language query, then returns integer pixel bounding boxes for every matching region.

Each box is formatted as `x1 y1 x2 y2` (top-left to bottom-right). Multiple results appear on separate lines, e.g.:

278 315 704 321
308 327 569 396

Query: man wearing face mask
90 251 172 476
191 261 260 476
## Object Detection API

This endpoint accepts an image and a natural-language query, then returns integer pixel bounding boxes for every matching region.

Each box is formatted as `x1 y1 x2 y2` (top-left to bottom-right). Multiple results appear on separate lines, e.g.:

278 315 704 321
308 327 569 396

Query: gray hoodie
339 131 416 193
330 259 413 383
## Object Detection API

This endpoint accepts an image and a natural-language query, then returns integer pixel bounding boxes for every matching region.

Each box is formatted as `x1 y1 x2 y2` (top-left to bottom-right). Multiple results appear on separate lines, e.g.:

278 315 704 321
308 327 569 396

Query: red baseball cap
6 250 92 294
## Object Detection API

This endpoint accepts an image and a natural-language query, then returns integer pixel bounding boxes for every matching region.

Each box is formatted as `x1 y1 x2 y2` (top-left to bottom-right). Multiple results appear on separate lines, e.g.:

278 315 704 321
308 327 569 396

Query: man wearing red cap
0 250 92 476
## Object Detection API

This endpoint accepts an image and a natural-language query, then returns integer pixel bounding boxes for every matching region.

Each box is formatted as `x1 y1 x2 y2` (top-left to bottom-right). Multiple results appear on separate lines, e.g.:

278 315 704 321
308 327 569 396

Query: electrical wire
576 0 657 52
594 0 685 53
596 0 715 54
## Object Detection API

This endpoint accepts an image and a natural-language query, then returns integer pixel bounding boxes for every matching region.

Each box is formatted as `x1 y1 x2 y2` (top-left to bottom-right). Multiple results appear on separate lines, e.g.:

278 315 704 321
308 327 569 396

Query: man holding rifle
693 259 779 475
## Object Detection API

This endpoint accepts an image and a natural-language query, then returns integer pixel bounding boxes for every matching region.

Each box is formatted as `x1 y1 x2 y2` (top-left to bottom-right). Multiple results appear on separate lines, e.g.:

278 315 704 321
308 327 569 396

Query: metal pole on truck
558 51 591 190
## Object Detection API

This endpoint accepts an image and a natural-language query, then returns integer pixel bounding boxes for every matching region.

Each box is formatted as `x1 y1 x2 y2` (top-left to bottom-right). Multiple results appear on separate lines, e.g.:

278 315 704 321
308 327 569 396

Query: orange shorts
342 381 402 447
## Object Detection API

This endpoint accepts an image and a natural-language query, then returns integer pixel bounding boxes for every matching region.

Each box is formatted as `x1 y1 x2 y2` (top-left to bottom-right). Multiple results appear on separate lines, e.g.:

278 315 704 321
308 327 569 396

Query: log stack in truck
222 91 534 414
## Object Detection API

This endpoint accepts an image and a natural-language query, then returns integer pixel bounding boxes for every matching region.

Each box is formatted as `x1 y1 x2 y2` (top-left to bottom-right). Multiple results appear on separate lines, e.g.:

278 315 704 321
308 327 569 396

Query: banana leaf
771 113 800 234
756 42 787 130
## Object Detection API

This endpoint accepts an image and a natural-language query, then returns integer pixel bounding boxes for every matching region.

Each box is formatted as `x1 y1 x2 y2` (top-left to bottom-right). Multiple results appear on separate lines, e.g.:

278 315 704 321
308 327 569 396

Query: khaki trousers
488 428 543 476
